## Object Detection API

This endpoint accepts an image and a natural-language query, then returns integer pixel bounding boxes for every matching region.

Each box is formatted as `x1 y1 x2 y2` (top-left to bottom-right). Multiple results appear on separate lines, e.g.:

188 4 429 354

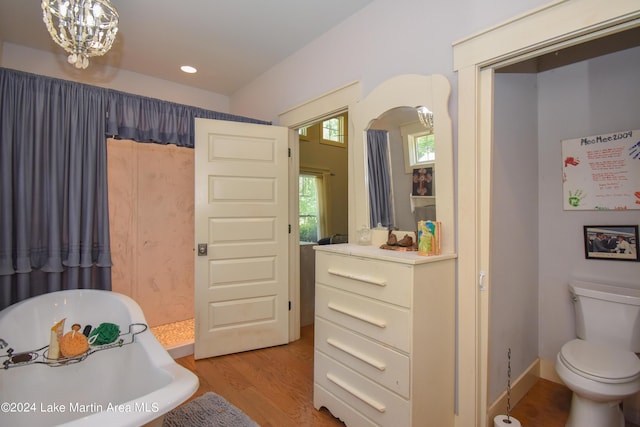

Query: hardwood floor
507 378 572 427
175 325 344 427
509 378 640 427
176 325 639 427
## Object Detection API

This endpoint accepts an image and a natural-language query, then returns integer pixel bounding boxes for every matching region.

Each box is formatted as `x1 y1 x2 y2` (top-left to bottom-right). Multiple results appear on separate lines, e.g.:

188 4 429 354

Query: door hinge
288 224 291 233
288 148 291 157
288 301 292 311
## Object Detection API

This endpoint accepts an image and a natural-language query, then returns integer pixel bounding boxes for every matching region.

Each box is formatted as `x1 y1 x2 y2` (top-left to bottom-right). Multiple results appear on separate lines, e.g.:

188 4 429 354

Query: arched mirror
350 74 454 254
367 106 436 231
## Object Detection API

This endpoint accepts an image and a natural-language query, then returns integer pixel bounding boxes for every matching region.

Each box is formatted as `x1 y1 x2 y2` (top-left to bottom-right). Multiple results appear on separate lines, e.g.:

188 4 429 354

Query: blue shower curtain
0 68 268 310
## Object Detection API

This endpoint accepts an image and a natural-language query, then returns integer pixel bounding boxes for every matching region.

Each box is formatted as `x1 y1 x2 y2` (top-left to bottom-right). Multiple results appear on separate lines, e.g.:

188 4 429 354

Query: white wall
537 45 640 364
230 0 546 123
1 43 230 113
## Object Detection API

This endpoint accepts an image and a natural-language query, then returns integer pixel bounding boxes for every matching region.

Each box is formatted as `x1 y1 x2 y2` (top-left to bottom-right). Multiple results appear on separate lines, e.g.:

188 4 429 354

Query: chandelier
416 106 434 132
41 0 119 69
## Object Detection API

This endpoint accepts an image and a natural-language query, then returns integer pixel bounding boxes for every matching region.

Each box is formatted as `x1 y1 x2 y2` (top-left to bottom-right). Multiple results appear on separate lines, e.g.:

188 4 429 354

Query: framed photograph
583 225 639 262
412 166 434 197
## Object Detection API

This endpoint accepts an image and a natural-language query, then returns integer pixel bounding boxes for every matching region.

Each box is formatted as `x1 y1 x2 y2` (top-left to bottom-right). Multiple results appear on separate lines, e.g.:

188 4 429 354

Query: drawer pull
326 372 386 413
328 269 387 287
327 338 386 371
327 303 387 328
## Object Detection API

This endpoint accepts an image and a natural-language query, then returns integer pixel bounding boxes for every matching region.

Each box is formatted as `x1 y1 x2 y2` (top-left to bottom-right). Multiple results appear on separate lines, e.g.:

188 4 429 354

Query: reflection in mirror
351 74 453 254
367 106 436 231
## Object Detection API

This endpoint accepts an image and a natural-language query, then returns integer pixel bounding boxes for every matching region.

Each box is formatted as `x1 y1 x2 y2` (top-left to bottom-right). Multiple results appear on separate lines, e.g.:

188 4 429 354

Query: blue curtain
0 68 112 308
105 90 268 147
367 130 392 228
0 68 269 309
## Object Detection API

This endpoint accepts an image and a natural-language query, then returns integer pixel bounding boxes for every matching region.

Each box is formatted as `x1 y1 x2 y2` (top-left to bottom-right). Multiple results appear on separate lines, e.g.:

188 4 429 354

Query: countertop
313 243 457 265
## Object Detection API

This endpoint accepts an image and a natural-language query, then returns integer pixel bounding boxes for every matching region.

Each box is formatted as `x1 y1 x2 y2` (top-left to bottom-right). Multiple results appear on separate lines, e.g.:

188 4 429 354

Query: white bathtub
0 289 199 427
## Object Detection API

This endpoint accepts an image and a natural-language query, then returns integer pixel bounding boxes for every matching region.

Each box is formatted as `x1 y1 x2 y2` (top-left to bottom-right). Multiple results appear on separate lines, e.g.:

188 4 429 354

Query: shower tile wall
107 139 194 327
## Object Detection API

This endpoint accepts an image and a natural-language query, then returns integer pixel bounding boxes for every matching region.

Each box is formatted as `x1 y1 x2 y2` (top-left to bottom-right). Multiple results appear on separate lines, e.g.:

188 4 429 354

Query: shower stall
107 139 195 357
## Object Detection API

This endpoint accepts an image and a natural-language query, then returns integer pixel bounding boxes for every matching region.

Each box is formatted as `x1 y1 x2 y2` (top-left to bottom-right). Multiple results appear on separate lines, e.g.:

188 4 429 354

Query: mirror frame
351 74 454 254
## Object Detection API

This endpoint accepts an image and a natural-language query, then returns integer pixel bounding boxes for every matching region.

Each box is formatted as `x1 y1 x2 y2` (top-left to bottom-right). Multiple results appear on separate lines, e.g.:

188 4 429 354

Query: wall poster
562 129 640 210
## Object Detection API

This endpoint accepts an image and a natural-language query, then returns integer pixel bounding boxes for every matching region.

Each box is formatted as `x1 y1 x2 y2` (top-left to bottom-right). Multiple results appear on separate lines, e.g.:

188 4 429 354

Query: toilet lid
560 339 640 383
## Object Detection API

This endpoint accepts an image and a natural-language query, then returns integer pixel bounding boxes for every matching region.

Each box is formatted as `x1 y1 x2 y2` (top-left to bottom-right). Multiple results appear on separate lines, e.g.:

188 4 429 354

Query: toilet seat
560 339 640 384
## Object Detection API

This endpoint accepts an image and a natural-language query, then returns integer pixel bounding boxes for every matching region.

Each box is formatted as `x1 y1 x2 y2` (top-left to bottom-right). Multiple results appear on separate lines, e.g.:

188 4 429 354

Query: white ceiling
0 0 373 96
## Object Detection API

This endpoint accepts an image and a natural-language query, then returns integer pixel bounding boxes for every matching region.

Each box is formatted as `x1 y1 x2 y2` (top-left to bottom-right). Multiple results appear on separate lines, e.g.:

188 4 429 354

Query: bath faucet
0 338 7 349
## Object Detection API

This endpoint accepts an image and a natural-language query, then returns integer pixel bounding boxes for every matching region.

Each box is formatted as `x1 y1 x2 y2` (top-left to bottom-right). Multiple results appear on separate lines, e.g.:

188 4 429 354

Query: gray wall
536 46 640 362
490 73 539 402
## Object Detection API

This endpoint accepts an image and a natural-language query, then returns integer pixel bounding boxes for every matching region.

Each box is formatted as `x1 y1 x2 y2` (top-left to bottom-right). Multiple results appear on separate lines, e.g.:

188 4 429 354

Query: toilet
556 280 640 427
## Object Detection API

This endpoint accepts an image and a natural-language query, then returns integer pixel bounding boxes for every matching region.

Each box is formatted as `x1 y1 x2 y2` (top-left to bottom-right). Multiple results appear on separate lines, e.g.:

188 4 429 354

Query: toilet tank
571 280 640 352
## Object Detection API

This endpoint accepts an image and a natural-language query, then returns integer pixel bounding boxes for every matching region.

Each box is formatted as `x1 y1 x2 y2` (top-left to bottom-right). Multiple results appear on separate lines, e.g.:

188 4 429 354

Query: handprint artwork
568 189 586 207
564 156 580 167
562 130 639 210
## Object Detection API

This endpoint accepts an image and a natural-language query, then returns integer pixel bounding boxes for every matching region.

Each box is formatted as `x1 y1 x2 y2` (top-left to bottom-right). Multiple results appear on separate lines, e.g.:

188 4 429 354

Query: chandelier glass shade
416 106 434 132
42 0 119 69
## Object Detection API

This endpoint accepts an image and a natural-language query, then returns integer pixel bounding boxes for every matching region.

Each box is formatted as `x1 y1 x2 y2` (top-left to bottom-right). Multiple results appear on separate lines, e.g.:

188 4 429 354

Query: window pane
415 134 435 162
299 175 319 242
323 117 343 143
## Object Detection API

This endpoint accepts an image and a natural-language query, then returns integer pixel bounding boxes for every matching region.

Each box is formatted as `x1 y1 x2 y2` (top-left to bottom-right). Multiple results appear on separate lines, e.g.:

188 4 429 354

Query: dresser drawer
314 351 410 427
316 284 410 352
316 251 412 308
314 383 379 427
315 317 410 398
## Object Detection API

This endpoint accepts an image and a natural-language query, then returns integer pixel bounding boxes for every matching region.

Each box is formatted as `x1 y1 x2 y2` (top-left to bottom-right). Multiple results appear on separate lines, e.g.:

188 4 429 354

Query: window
298 126 310 142
299 174 323 242
413 133 435 163
320 113 347 147
401 121 435 173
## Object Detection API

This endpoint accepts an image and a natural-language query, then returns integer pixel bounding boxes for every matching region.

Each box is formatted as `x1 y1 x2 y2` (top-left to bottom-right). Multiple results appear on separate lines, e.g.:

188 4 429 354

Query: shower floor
151 318 194 359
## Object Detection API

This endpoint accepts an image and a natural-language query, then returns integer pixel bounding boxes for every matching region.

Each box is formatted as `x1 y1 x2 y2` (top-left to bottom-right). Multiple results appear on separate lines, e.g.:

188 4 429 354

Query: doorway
278 81 361 341
297 113 350 327
453 3 640 427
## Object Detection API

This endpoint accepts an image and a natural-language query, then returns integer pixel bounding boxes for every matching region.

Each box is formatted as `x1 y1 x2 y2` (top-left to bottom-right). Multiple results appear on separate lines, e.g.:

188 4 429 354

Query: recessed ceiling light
180 65 197 74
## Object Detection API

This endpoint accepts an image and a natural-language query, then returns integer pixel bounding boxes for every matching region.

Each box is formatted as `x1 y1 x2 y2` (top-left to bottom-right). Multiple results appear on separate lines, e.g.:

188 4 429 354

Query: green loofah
88 323 120 346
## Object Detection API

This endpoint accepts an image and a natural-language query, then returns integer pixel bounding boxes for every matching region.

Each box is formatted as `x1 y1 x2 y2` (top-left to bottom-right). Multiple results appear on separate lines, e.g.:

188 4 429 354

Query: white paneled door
194 118 290 359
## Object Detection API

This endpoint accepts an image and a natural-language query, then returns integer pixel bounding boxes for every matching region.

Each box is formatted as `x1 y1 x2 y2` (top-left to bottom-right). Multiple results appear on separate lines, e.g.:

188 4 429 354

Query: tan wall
299 121 349 237
107 139 194 327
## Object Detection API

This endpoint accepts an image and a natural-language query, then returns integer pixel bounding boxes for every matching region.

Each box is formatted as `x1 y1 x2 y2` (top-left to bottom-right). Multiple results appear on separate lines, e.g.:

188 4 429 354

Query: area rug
163 392 260 427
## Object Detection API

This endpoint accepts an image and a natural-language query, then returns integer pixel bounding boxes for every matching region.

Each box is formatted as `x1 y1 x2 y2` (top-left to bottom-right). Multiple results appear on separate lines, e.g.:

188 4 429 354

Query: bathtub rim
0 289 199 427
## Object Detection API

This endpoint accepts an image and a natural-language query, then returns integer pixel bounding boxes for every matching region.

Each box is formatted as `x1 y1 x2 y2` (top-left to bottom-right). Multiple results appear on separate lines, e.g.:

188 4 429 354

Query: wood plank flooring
175 325 344 426
507 378 572 427
509 378 640 427
175 325 639 427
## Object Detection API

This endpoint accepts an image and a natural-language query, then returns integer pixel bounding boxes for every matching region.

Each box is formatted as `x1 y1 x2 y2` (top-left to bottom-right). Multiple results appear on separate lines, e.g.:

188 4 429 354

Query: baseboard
166 341 194 359
487 358 540 425
539 357 563 384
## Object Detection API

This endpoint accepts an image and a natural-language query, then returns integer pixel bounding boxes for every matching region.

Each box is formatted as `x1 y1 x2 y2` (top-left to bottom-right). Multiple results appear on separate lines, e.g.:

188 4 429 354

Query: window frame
298 168 329 243
320 112 348 148
401 121 435 173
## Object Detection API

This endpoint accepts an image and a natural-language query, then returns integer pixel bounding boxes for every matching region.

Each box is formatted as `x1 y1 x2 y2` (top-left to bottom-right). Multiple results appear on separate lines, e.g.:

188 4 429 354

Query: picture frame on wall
583 225 639 262
412 166 434 197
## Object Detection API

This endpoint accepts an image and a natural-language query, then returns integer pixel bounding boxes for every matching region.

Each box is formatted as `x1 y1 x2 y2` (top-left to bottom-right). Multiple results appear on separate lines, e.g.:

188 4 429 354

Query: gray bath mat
163 392 260 427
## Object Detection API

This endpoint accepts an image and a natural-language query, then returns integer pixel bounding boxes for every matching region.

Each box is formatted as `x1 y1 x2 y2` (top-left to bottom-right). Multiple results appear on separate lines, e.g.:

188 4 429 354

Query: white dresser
313 244 456 427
